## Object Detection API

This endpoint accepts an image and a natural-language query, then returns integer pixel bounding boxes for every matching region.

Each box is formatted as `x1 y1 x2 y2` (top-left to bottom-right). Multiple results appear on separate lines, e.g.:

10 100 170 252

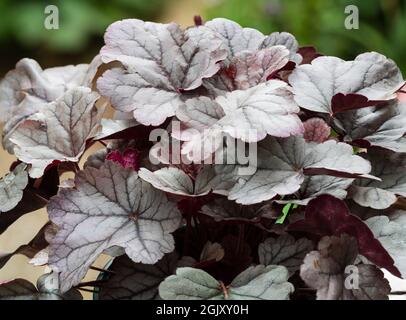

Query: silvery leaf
277 175 354 206
366 215 406 277
10 87 104 178
47 160 182 292
334 101 406 153
205 18 300 63
261 32 302 64
177 81 304 162
158 265 293 300
97 19 227 126
138 166 218 196
289 53 404 114
0 163 28 213
94 119 139 140
0 57 100 153
228 136 371 204
349 149 406 209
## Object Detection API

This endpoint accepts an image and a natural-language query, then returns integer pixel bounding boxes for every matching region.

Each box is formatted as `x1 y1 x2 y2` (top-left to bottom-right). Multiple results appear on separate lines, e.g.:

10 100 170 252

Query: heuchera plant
1 17 406 300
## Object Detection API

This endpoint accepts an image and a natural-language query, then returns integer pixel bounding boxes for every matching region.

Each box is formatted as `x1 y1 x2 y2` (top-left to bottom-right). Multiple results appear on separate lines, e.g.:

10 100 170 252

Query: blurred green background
0 0 405 74
206 0 406 72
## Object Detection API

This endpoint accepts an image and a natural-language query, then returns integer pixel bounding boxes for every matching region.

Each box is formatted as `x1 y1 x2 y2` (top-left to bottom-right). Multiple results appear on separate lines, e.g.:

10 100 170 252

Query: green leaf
276 203 298 224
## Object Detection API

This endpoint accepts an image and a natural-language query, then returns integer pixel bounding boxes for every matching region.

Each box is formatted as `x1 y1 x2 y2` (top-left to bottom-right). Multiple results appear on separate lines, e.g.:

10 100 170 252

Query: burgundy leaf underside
331 93 385 114
288 194 401 278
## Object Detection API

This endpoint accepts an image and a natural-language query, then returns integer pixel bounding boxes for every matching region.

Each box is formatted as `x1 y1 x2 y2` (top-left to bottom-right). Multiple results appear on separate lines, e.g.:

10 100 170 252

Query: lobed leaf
226 136 371 204
303 118 331 143
158 265 293 300
0 57 100 153
98 19 227 126
205 18 301 64
10 87 104 178
47 160 182 292
289 53 404 114
177 81 304 162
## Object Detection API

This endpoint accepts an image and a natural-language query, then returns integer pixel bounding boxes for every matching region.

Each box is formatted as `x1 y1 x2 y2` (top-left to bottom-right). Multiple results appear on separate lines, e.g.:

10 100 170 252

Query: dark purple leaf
331 93 383 114
288 194 401 277
297 46 322 64
300 234 391 300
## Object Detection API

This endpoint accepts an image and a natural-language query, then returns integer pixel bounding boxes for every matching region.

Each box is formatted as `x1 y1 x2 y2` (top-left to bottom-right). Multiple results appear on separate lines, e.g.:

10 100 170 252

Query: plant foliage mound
1 17 406 300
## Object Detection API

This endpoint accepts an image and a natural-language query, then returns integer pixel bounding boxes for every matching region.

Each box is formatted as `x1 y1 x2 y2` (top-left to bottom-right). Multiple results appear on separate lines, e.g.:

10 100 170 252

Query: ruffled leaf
303 118 331 143
94 118 139 141
289 53 404 114
138 166 219 196
279 175 354 205
205 18 300 63
10 87 104 178
0 167 59 235
97 19 227 126
227 136 371 204
0 57 100 153
205 46 291 93
177 81 304 162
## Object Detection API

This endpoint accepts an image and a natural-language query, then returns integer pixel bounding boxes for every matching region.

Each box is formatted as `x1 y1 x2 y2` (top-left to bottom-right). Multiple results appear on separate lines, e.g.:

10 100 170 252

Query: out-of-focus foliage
0 0 166 52
205 0 406 72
